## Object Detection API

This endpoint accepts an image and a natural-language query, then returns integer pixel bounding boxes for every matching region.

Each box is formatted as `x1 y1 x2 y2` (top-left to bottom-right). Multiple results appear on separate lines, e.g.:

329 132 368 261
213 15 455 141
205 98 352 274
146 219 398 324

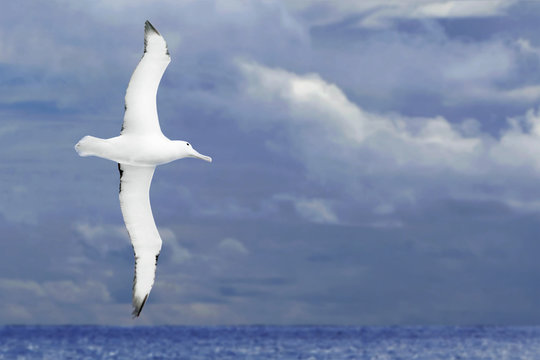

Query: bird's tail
75 136 104 157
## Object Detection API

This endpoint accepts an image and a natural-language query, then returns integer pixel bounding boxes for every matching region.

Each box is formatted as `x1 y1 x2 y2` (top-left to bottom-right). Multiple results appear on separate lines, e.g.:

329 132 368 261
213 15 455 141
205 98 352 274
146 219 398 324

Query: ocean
1 325 539 359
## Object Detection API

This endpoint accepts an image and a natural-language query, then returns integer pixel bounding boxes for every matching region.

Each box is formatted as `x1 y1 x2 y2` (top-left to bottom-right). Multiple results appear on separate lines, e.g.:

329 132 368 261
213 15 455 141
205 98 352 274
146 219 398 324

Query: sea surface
1 325 540 359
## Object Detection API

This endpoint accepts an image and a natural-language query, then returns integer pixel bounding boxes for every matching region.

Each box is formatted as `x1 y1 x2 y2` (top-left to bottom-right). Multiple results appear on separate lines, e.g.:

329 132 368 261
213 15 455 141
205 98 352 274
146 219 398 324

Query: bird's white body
77 134 209 167
75 21 211 317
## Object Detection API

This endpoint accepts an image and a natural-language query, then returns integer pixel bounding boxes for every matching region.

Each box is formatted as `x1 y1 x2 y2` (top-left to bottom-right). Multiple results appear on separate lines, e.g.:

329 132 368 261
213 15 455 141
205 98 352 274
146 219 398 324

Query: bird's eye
186 143 190 146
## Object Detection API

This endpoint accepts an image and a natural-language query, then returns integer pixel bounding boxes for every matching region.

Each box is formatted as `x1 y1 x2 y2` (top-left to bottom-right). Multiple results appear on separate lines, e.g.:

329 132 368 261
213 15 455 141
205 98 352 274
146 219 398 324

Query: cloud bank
237 60 540 222
2 0 540 325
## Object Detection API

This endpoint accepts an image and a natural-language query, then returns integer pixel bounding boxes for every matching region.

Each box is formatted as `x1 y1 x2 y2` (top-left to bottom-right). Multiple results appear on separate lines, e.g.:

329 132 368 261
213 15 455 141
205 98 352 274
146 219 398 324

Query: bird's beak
192 149 212 162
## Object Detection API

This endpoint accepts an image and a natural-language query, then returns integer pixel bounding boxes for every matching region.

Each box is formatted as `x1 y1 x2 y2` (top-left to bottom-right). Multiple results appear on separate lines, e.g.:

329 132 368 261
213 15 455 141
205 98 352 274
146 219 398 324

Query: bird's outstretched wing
118 163 162 317
121 21 171 136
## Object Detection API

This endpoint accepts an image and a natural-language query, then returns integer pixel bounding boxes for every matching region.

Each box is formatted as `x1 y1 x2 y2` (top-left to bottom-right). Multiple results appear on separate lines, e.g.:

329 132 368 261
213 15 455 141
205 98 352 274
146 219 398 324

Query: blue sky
3 0 540 325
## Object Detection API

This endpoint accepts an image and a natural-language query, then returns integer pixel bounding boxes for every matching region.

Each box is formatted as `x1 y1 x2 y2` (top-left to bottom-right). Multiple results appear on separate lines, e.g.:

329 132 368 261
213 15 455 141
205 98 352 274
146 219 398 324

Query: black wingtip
132 294 149 318
144 20 160 36
144 20 169 55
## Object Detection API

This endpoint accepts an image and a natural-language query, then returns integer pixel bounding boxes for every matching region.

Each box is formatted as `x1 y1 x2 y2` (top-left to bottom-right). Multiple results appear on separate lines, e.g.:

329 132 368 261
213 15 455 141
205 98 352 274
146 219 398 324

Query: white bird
75 21 212 317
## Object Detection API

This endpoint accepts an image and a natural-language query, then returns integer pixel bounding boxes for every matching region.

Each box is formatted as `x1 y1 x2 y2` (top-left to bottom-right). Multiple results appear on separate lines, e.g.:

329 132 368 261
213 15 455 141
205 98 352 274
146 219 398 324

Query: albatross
75 21 212 317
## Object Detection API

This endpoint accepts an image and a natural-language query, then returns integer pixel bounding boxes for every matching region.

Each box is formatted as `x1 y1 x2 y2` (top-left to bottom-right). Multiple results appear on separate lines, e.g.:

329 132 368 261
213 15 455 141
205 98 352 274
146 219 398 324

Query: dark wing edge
132 253 160 317
144 20 169 55
118 163 124 192
145 20 161 36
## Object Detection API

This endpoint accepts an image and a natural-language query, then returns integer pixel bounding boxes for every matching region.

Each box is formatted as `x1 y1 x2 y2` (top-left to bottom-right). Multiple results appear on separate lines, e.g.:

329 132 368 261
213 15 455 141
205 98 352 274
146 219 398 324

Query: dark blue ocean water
1 326 540 359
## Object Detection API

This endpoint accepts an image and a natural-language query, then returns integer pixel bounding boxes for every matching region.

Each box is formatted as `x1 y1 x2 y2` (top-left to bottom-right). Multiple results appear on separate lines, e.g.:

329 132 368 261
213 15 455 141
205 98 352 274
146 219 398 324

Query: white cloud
489 109 540 170
412 0 514 19
271 194 339 223
239 60 482 172
293 198 338 224
0 278 111 304
237 60 540 212
0 278 45 297
456 84 540 105
501 86 540 103
517 38 540 57
75 222 128 241
74 222 130 255
443 45 514 82
218 238 249 255
283 0 516 27
43 280 112 304
160 228 193 264
0 278 124 324
362 1 516 28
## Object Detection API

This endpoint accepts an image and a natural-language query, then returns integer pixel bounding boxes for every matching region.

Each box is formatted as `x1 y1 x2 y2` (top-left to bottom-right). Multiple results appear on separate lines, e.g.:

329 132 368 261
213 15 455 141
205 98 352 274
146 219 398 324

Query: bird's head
174 141 212 162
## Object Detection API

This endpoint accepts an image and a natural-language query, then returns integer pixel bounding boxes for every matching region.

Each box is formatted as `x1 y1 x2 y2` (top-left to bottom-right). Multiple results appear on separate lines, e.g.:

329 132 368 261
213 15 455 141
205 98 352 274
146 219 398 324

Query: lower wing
118 163 162 317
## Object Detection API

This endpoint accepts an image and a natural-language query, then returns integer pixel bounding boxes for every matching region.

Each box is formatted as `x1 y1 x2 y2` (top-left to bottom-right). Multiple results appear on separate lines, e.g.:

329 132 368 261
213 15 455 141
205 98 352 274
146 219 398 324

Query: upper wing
121 21 171 136
118 163 162 317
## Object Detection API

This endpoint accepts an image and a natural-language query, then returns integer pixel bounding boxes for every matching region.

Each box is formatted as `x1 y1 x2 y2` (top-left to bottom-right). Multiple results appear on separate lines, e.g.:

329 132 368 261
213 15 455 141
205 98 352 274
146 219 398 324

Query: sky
2 0 540 325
